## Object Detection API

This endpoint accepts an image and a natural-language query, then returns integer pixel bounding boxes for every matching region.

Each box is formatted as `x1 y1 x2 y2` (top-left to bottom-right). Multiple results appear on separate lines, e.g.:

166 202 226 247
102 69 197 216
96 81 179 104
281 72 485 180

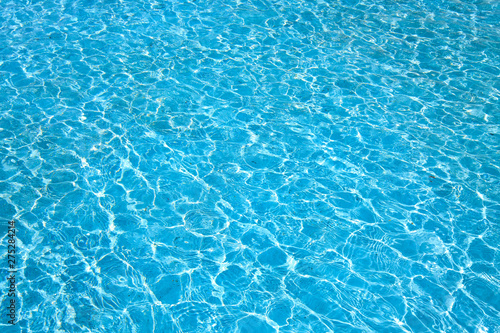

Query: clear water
1 0 499 332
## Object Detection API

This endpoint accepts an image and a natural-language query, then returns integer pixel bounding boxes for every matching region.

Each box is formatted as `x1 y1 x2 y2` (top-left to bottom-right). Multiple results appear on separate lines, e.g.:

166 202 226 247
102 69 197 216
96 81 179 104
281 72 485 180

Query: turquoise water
1 0 499 332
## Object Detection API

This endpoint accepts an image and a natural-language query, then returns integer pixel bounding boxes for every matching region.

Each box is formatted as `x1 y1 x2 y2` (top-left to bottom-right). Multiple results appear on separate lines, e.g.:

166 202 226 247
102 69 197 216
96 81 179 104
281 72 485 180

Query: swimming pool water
1 0 499 332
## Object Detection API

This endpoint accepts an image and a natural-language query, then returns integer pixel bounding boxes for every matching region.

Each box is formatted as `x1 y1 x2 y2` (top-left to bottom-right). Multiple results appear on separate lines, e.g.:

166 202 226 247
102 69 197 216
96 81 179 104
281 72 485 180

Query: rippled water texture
1 0 499 332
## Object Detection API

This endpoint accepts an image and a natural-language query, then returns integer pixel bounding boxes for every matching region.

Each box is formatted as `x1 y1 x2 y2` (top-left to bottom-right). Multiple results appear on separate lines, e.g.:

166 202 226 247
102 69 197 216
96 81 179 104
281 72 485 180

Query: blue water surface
0 0 499 332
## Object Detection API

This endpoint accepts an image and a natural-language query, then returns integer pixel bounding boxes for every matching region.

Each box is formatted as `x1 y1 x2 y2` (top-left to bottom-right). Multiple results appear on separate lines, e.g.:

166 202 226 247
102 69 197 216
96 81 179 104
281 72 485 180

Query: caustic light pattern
0 0 499 332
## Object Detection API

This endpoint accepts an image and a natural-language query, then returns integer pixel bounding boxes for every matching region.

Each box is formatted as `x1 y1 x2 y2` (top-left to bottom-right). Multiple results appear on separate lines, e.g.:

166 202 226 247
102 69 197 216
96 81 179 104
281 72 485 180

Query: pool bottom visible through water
0 0 499 332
